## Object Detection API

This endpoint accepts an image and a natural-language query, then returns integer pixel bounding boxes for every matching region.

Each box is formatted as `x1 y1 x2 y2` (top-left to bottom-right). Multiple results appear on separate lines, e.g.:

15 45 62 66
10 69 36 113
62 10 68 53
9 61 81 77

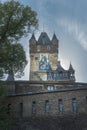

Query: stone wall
7 87 87 117
8 115 87 130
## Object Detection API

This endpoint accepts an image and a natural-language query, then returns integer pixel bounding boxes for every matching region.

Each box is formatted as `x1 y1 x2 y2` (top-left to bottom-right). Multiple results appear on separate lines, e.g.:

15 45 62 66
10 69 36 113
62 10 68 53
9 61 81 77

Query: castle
29 32 75 82
6 32 87 118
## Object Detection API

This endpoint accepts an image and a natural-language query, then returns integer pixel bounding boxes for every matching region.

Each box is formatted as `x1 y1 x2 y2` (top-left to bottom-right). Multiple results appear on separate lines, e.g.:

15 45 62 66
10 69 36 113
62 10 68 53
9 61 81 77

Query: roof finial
43 23 44 32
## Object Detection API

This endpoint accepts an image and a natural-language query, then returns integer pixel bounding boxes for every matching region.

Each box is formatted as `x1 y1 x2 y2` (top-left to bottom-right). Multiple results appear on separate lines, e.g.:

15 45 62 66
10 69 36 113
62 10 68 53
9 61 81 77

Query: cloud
58 18 87 51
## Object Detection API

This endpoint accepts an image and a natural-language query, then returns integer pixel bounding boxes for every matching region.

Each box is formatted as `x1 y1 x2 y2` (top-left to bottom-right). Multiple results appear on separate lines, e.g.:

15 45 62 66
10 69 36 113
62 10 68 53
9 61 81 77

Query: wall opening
58 99 63 112
32 101 36 114
72 98 78 112
45 100 50 113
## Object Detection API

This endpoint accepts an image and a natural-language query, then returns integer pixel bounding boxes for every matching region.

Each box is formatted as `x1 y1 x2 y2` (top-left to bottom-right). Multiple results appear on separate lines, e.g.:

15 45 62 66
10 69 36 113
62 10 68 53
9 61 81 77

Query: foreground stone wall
7 88 87 117
9 114 87 130
5 81 87 130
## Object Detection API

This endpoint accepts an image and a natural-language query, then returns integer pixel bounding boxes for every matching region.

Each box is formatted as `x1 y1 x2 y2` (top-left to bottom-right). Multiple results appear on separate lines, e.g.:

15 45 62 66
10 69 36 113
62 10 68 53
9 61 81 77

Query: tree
2 43 27 78
0 42 28 79
0 0 38 44
0 0 38 78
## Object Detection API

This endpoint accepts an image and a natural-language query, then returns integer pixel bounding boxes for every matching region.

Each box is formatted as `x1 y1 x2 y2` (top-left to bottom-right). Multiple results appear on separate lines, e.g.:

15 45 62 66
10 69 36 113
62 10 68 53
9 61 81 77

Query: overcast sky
2 0 87 83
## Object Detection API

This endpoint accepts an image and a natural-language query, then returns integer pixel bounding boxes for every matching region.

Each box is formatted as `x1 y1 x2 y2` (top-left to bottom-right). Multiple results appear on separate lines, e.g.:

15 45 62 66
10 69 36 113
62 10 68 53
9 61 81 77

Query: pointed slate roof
38 32 50 44
69 62 74 72
52 33 58 41
56 61 65 72
32 33 35 39
30 33 36 40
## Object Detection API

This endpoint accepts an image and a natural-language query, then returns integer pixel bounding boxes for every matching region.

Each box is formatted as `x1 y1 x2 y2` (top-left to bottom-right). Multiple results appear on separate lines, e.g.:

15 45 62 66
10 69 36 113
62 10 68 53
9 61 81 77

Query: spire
52 33 59 44
31 33 36 40
29 33 36 45
69 62 75 72
52 33 58 40
43 23 44 32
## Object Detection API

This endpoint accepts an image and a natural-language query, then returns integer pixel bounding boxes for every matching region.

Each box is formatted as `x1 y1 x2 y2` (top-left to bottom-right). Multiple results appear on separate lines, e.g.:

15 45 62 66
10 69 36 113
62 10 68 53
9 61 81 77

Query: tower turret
29 31 75 82
52 33 59 45
68 62 75 81
29 33 36 45
29 32 59 81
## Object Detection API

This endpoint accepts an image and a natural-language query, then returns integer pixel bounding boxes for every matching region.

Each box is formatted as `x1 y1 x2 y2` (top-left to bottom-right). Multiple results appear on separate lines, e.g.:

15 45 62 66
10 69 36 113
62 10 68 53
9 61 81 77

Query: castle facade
6 32 87 118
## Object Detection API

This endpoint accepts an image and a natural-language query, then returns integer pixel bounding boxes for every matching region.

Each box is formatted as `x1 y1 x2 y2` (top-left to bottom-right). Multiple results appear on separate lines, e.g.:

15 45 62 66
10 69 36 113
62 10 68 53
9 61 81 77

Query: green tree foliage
0 0 38 78
0 0 38 44
1 43 27 78
0 42 27 79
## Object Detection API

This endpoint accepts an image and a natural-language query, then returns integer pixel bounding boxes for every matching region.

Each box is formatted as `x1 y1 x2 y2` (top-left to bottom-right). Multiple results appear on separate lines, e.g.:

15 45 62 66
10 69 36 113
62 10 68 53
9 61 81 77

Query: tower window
45 100 50 113
72 98 78 112
58 99 63 112
32 101 36 114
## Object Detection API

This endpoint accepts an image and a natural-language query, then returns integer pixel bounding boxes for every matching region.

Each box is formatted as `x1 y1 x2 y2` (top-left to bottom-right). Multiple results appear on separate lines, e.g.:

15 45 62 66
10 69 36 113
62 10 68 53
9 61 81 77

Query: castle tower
29 32 59 81
29 32 75 82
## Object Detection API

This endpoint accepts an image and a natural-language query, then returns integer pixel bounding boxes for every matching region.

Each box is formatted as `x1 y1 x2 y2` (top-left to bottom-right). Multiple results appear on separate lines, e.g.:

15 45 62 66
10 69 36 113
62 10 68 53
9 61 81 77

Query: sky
2 0 87 83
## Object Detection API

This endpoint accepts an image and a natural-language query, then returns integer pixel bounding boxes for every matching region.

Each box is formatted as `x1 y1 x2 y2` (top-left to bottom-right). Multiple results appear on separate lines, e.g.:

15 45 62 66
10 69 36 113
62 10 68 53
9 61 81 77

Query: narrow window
45 100 49 113
58 99 63 112
20 103 23 117
47 86 50 91
32 101 36 114
72 98 78 112
7 104 11 114
51 86 54 91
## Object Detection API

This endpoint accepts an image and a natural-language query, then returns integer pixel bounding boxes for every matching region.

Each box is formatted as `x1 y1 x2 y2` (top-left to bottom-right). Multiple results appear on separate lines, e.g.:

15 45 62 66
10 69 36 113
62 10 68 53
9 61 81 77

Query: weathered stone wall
7 88 87 117
9 115 87 130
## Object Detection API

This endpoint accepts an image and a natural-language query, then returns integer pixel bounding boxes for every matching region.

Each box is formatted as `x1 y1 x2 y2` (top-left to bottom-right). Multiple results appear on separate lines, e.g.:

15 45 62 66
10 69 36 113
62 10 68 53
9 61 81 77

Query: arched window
72 98 78 112
45 100 49 113
32 101 36 114
58 99 63 112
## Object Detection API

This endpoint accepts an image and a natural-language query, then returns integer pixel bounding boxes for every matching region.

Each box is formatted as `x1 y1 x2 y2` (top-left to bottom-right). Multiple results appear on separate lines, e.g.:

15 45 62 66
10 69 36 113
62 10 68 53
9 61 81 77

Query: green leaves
0 42 27 78
0 0 38 79
0 0 38 44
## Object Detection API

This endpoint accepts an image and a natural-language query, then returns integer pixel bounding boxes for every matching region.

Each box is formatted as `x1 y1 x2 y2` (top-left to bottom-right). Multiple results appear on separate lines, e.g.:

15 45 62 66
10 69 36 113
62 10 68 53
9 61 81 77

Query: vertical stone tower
29 32 59 81
29 32 75 82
